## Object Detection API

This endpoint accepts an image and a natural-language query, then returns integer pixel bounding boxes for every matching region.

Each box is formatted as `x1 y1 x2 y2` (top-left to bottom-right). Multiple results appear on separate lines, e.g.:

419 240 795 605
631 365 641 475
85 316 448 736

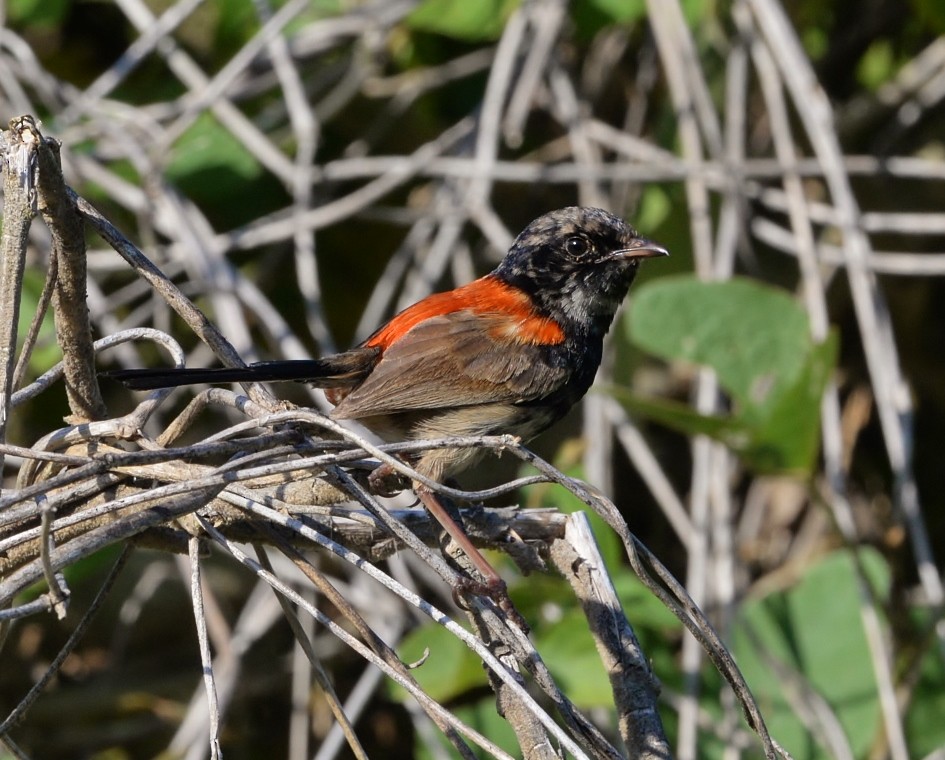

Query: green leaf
624 276 837 474
167 113 263 184
520 450 622 570
905 611 945 757
407 0 521 41
390 622 486 703
580 0 647 25
7 0 69 27
731 549 890 760
534 608 614 705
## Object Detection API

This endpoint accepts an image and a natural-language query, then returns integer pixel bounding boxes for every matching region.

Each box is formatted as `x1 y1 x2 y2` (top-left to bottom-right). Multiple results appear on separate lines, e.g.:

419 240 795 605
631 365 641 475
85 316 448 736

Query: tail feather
104 348 379 391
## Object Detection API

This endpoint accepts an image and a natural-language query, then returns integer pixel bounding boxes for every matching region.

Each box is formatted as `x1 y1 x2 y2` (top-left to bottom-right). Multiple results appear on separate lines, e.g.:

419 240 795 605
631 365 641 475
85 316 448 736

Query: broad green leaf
905 613 945 757
624 276 837 474
745 332 837 472
629 277 811 418
7 0 69 27
407 0 521 41
536 609 613 705
606 388 751 447
581 0 647 25
857 40 896 91
168 113 263 184
391 622 485 703
731 549 889 760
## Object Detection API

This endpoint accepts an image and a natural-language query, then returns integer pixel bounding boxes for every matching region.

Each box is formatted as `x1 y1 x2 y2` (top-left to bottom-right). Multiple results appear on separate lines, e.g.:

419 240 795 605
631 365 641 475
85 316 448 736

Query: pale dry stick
9 326 183 408
219 116 476 253
287 583 315 760
0 45 36 117
501 0 567 148
707 444 740 746
741 622 855 760
548 66 607 207
608 39 661 212
188 536 223 760
11 245 56 390
267 543 492 760
737 16 909 757
397 195 469 310
752 217 945 276
549 512 670 760
363 49 495 100
881 61 945 145
714 32 750 278
754 183 945 236
748 0 945 668
230 502 594 760
644 1 717 275
0 117 36 480
677 393 716 760
327 466 506 622
507 446 784 760
0 28 69 111
311 662 389 760
603 398 694 549
352 211 437 340
110 0 293 183
254 0 334 356
252 547 370 760
548 67 610 499
161 191 259 360
0 438 298 562
56 0 206 126
37 494 70 619
0 546 131 736
840 37 945 133
646 2 721 753
170 579 286 760
0 480 226 607
199 518 527 760
34 130 109 421
287 0 416 60
228 276 321 372
304 149 945 189
465 4 529 211
0 734 29 760
159 0 310 149
252 498 600 757
72 191 280 408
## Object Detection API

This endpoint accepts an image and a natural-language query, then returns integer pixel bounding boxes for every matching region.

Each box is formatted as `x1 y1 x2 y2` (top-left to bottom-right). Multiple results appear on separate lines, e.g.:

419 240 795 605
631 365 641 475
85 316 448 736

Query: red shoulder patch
364 275 565 349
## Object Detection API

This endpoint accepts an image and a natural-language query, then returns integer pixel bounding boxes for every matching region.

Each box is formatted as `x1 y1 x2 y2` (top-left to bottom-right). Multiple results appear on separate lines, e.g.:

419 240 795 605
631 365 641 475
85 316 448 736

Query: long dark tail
104 348 379 391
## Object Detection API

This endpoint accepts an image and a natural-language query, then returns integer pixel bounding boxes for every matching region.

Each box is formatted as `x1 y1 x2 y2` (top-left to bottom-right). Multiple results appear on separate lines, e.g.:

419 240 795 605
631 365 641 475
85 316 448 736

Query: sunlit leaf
407 0 521 41
623 276 837 474
731 549 889 760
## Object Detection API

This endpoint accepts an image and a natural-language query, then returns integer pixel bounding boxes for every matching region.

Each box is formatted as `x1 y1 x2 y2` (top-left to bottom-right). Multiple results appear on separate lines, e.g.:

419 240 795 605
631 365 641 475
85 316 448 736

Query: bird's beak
615 237 670 260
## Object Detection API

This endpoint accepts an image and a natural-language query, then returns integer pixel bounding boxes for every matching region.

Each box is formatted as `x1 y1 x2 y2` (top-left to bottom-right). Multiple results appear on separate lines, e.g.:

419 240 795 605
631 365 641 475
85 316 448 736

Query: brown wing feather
331 311 568 420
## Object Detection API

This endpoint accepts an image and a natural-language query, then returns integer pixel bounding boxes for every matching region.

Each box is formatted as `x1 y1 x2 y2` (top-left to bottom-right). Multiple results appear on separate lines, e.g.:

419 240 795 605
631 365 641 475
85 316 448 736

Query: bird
107 207 668 603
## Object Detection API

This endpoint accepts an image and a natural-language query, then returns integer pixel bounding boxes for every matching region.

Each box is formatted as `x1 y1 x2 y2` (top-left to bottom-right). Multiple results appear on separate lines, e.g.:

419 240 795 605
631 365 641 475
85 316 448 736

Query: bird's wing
330 310 570 420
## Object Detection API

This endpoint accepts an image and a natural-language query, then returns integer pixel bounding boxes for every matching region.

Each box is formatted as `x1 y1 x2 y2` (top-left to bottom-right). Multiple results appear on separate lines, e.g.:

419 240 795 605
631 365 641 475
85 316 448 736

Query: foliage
1 0 944 758
621 276 838 475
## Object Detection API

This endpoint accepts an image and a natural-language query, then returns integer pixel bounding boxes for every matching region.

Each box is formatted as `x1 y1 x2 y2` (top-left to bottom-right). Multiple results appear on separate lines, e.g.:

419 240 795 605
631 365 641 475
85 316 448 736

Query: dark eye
564 236 589 257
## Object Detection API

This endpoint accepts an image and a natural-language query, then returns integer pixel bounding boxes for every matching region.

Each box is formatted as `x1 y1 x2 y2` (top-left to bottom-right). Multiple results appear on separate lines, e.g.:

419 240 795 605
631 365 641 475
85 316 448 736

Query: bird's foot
367 462 410 497
453 575 529 633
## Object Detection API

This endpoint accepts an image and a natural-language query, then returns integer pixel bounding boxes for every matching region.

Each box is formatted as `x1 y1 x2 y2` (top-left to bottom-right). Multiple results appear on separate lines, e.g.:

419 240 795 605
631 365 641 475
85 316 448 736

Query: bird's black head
494 207 668 337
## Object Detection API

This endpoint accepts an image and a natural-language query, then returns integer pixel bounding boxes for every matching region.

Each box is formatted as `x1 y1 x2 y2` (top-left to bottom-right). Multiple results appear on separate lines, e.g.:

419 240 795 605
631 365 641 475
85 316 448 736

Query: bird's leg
367 465 523 626
415 486 505 590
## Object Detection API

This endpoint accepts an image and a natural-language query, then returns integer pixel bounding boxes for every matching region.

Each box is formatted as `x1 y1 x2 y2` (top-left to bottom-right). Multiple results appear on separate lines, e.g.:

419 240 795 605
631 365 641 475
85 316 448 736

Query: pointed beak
615 237 670 260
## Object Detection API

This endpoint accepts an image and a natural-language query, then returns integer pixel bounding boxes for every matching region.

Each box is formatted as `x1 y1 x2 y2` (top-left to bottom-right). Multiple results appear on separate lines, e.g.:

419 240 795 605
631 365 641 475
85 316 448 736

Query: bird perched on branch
108 206 668 603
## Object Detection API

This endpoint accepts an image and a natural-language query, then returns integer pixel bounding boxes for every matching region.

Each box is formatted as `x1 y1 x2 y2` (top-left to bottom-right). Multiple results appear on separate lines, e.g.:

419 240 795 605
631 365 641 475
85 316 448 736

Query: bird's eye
564 236 589 257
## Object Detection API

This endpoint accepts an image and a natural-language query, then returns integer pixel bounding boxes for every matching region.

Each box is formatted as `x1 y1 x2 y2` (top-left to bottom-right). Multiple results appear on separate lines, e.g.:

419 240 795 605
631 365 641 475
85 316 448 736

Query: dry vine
0 0 943 758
